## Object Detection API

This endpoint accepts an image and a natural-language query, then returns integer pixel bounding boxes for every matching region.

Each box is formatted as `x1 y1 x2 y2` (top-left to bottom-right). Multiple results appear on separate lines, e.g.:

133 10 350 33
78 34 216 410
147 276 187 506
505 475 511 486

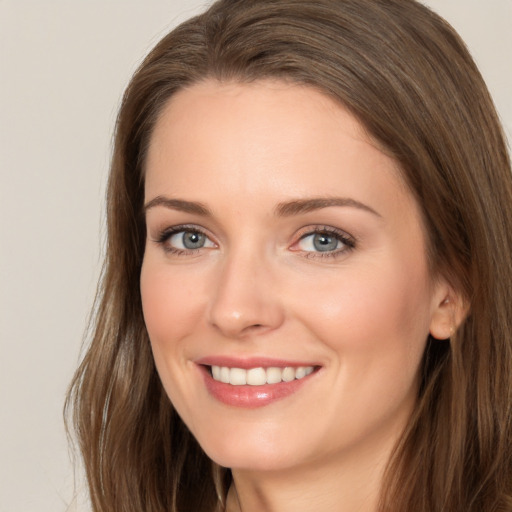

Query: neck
225 440 394 512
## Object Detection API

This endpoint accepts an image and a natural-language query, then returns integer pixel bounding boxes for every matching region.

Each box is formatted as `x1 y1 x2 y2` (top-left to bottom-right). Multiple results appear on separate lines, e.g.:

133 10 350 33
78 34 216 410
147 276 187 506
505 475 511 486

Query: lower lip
200 366 314 408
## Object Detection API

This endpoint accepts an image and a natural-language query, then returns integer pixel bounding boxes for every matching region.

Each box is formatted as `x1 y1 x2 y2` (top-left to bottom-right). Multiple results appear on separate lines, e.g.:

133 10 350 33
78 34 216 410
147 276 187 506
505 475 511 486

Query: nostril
246 323 266 333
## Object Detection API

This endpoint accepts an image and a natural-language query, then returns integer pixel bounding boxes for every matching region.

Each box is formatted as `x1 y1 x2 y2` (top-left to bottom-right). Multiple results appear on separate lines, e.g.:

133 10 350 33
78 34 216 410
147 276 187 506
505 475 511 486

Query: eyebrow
275 197 381 217
144 195 381 218
144 196 212 216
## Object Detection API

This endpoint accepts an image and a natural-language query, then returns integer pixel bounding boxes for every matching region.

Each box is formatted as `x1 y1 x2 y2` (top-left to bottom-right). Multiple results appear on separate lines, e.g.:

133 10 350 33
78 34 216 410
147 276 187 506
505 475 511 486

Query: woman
66 0 512 510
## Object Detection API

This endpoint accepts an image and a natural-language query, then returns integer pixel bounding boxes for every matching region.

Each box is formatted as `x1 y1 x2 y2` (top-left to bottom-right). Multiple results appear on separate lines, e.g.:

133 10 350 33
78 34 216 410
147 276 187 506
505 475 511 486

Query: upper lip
195 356 319 369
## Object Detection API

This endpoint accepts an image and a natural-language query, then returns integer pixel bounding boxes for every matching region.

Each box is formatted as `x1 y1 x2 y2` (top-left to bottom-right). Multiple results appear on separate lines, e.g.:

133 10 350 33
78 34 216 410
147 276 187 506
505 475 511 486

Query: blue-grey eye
298 232 344 252
168 230 214 250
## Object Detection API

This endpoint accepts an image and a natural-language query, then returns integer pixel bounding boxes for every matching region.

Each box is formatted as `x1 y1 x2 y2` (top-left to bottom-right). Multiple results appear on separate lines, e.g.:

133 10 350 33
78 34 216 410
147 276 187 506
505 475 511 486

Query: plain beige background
0 1 510 511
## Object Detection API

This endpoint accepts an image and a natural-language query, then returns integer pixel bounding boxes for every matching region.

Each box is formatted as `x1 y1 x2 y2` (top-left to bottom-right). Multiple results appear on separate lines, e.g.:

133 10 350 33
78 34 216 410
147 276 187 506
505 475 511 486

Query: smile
210 365 315 386
197 360 320 408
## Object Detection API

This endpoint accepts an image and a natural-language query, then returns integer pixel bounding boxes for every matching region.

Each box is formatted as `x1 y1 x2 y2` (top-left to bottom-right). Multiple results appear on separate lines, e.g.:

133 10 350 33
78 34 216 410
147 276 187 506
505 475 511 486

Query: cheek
283 259 434 444
140 257 212 424
290 257 433 368
140 259 207 355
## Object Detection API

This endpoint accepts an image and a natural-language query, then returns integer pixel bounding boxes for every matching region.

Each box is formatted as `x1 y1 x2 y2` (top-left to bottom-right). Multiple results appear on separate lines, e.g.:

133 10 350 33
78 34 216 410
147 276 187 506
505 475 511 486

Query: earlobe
429 289 467 340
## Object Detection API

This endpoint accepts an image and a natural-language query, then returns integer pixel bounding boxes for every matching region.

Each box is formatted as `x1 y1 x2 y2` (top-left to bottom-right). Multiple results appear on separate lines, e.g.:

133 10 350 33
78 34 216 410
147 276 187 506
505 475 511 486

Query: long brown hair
66 1 512 510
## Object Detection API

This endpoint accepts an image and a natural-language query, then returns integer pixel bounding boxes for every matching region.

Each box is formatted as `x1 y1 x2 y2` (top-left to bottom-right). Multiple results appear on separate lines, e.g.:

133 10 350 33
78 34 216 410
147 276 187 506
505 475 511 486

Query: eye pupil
183 231 205 249
313 233 338 252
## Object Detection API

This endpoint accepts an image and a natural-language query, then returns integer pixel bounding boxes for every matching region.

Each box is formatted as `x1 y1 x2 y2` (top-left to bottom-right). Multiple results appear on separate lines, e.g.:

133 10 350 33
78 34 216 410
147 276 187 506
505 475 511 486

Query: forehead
144 79 412 217
149 79 370 153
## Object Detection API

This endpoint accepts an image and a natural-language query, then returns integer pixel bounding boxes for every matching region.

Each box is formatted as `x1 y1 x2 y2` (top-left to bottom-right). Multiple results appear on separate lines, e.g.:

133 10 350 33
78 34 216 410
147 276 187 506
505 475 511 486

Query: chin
196 429 302 472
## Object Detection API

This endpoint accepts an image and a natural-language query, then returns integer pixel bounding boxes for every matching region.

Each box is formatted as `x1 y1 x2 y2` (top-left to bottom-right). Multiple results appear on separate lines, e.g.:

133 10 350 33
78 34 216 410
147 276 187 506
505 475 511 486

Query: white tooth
295 367 306 379
220 366 230 383
266 367 283 384
214 365 315 384
282 367 295 382
247 367 267 386
230 368 247 385
212 365 221 380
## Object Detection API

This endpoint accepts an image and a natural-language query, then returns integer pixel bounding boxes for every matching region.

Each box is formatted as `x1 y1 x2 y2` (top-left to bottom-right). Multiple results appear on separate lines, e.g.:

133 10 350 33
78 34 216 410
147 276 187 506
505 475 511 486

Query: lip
195 356 320 408
196 356 317 369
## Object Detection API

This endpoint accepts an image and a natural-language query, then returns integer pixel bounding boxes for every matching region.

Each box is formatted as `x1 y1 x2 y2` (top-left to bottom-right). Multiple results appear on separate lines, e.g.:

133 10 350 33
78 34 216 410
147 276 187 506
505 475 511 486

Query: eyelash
295 226 356 259
153 224 356 259
153 224 213 256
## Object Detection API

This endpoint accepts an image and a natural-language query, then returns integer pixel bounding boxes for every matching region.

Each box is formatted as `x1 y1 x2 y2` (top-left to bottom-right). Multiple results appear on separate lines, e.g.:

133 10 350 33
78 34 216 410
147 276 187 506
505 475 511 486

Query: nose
207 248 285 338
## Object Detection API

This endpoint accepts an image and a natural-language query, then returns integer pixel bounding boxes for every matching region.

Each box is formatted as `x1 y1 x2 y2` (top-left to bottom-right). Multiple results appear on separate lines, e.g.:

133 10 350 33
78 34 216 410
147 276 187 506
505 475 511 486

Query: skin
140 80 457 511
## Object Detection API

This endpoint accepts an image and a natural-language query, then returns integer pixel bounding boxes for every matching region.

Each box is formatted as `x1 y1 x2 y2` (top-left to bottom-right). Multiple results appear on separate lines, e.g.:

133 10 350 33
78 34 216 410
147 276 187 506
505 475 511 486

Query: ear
429 281 467 340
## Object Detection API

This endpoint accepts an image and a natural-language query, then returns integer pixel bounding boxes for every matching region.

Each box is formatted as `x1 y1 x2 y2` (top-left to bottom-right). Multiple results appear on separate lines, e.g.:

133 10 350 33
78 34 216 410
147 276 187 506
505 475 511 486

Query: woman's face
141 80 451 473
